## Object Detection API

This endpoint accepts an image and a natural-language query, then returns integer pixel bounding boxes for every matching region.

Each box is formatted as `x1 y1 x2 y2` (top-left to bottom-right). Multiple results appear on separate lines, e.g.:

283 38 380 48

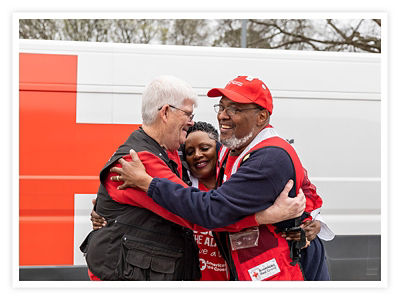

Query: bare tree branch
19 19 381 53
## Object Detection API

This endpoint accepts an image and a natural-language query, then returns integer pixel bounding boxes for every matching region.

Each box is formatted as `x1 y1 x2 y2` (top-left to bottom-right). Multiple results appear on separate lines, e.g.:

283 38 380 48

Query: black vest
80 128 200 281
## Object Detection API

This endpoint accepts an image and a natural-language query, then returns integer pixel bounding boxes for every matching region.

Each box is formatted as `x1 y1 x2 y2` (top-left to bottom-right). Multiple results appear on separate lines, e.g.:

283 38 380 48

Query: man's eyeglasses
159 104 195 121
213 104 263 117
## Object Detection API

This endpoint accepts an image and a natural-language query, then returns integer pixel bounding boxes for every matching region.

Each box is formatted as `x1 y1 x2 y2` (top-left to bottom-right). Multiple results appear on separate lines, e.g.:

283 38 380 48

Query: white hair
141 75 198 125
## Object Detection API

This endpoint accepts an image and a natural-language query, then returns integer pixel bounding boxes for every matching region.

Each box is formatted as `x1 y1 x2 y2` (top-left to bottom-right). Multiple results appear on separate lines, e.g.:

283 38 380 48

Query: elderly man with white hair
81 75 305 281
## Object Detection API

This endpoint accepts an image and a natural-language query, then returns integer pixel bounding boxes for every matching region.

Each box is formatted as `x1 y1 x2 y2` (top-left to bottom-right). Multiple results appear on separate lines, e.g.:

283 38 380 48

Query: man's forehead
219 97 235 105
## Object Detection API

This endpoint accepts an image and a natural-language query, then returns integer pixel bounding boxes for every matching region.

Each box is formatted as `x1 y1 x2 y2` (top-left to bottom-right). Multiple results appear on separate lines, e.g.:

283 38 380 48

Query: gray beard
221 130 254 150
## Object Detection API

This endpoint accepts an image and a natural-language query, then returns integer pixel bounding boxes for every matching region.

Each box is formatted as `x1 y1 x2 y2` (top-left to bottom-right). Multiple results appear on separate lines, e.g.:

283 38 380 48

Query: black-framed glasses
213 104 263 117
159 104 195 121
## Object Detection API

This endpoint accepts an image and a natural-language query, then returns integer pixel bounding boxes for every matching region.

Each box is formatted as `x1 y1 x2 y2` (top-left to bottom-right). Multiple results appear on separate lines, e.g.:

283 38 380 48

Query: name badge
229 227 259 251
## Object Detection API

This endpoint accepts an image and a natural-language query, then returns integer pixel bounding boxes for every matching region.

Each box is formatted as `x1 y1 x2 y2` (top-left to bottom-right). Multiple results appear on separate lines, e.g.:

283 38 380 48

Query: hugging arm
112 148 305 229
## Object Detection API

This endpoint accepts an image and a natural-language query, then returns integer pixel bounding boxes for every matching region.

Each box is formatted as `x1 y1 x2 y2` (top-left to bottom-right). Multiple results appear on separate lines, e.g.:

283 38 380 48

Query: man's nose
217 108 230 121
187 118 195 126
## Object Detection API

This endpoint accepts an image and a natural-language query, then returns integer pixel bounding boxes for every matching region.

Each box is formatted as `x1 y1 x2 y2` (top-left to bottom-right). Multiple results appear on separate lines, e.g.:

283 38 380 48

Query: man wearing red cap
111 75 331 281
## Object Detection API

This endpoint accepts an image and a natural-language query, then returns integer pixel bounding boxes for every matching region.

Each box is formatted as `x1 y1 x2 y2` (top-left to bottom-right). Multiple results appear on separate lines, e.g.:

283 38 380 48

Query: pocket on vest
118 234 184 280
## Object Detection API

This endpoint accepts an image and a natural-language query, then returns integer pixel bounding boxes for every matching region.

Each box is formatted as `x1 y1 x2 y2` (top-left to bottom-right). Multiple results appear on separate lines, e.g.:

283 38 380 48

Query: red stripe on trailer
19 53 138 266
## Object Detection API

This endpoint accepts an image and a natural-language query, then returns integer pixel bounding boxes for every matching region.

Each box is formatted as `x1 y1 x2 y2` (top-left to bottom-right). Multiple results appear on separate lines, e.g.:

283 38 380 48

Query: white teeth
221 125 232 129
196 162 207 168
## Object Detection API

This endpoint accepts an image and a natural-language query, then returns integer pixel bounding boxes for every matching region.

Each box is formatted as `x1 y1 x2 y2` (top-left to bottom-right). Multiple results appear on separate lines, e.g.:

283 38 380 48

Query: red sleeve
105 151 258 232
211 214 258 232
105 151 199 229
301 167 323 213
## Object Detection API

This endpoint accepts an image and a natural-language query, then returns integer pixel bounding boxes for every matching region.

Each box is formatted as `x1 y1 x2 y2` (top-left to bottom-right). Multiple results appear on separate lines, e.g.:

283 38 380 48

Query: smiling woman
181 121 229 280
183 122 219 190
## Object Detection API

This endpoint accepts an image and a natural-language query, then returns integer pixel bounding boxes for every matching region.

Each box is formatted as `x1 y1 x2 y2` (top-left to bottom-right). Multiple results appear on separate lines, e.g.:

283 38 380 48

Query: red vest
216 126 322 221
216 126 321 281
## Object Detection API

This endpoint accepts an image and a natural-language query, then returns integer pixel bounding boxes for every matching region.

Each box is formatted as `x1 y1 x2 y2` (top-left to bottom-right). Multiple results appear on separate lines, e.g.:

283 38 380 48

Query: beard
220 130 254 150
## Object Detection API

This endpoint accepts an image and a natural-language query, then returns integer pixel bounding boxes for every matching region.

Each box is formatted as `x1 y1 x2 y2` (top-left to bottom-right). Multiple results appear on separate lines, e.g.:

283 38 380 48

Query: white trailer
18 39 381 281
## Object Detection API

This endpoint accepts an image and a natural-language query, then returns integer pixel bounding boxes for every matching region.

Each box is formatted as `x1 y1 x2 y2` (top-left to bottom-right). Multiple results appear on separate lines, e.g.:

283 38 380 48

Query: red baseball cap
207 76 273 115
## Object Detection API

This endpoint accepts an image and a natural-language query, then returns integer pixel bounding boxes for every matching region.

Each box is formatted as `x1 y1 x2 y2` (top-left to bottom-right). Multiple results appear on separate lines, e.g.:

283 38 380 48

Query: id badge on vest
229 227 259 251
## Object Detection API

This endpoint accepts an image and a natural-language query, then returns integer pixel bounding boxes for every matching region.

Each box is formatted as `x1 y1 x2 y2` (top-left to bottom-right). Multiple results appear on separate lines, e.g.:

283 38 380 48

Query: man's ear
257 109 269 126
159 104 169 124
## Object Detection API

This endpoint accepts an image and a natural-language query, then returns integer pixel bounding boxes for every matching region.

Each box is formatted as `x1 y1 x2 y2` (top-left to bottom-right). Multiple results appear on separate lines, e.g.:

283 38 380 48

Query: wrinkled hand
273 179 306 220
110 149 153 192
255 179 306 225
281 220 321 248
90 198 106 230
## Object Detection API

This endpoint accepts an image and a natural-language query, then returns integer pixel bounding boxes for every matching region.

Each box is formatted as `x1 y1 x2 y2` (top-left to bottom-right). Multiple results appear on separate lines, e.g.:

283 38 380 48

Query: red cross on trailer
19 53 137 266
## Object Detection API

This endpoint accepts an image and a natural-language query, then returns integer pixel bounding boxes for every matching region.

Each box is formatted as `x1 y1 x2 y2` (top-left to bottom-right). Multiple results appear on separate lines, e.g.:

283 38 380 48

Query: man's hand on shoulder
110 149 153 192
255 179 306 225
